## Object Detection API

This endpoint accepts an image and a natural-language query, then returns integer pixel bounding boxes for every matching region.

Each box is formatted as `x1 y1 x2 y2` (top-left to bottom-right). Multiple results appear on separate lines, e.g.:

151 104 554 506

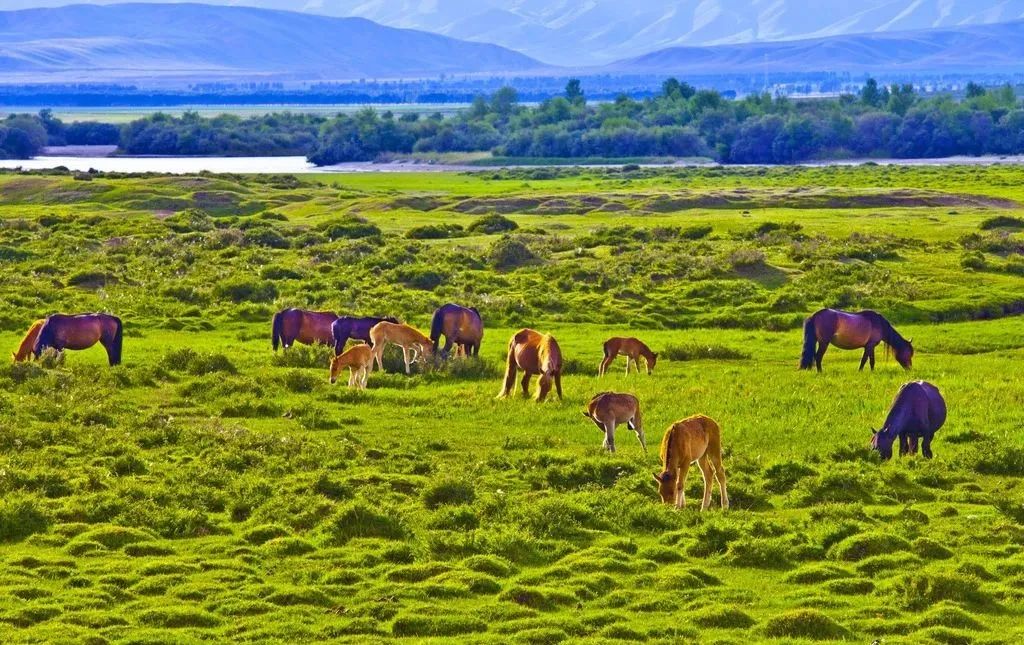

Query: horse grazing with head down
871 381 946 460
332 315 399 355
583 392 645 454
368 321 433 375
498 329 563 402
272 309 338 351
654 415 728 510
599 337 657 376
330 344 374 389
12 319 45 362
34 313 123 366
430 304 483 358
800 308 913 372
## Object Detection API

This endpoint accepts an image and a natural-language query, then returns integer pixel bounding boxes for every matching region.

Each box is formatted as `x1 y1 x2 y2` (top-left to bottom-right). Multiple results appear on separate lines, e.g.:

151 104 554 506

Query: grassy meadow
1 165 1024 643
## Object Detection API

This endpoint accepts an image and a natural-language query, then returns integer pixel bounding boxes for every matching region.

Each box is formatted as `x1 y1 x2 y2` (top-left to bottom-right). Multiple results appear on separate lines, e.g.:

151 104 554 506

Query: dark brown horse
430 304 483 358
272 309 338 351
870 381 946 460
800 308 913 372
34 313 123 366
498 329 563 402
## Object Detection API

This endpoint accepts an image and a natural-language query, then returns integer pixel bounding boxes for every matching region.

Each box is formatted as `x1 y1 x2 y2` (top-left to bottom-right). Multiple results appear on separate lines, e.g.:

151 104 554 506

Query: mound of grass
462 555 515 578
138 607 221 628
0 495 49 543
71 525 154 549
392 614 487 637
691 606 757 629
163 348 237 375
785 564 854 584
921 605 989 631
830 532 913 562
468 214 518 235
423 480 476 509
892 571 989 610
271 343 334 369
763 461 818 494
500 585 576 611
320 502 407 545
913 537 954 560
661 343 750 361
760 609 852 641
980 215 1024 230
725 537 792 569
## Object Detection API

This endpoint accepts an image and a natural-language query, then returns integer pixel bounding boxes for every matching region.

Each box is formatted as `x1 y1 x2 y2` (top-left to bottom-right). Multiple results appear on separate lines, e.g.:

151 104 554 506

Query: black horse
331 316 399 355
870 381 946 460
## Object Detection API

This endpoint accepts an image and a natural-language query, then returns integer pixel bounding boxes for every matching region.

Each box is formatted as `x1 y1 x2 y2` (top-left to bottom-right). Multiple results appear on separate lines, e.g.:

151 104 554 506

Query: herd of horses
12 306 946 509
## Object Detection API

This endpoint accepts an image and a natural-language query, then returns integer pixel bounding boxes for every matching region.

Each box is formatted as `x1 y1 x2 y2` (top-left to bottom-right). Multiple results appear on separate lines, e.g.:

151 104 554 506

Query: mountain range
4 0 1024 65
0 3 544 82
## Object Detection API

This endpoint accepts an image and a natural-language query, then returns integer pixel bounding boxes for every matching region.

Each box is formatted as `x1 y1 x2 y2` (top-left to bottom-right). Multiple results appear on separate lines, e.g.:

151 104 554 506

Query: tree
887 84 916 116
565 79 585 106
491 86 519 119
965 82 986 99
860 78 890 108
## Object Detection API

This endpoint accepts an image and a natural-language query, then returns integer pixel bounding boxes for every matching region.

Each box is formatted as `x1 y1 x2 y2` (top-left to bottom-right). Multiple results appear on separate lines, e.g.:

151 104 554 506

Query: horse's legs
922 434 934 459
372 344 385 372
554 373 563 400
859 349 870 371
599 353 614 377
520 372 532 398
814 342 828 372
442 337 453 360
401 347 411 374
908 435 920 455
868 344 877 371
625 357 632 376
630 417 646 453
348 367 356 387
537 374 551 402
603 421 616 453
710 452 729 509
898 434 910 457
697 456 714 511
675 464 689 509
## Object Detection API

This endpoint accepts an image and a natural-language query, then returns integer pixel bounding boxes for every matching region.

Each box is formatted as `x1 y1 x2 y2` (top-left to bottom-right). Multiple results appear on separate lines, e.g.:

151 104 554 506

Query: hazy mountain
608 19 1024 74
8 0 1024 65
0 3 544 82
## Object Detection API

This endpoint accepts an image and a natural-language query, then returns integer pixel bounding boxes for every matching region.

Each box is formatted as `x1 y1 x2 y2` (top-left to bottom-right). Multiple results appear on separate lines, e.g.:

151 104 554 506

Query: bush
319 216 381 240
163 348 237 375
661 343 750 361
980 215 1024 230
214 277 278 303
406 224 466 239
489 236 537 269
271 343 334 369
0 495 49 542
468 214 519 235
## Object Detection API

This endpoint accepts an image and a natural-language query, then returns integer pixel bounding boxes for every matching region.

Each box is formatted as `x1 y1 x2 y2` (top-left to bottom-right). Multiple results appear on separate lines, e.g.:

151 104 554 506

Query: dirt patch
390 196 448 211
451 197 543 214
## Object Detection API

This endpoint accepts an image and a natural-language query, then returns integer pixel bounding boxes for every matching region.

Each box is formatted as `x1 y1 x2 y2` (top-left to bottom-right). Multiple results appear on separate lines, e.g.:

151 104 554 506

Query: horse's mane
660 425 674 471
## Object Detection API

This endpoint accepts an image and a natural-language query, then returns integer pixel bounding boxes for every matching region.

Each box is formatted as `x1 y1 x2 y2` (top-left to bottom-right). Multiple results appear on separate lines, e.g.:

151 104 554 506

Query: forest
3 79 1024 164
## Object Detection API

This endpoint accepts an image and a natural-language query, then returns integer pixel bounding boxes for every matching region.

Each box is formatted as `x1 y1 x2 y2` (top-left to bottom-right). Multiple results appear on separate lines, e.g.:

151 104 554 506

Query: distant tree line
4 78 1024 162
308 78 1024 164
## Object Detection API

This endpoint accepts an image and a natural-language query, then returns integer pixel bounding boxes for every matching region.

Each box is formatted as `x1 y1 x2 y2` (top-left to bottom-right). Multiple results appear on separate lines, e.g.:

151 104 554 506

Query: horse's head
329 356 342 384
895 340 913 369
652 471 676 504
647 353 658 374
869 427 895 460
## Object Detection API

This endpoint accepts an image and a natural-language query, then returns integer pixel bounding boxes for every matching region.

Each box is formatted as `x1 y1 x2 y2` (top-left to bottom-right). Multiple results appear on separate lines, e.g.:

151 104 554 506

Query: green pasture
0 165 1023 643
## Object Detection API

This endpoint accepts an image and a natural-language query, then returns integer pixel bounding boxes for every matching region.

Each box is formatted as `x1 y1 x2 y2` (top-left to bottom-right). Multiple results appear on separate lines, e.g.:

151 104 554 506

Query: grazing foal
600 337 658 376
12 320 45 362
330 344 374 389
583 392 645 453
654 415 729 510
368 321 434 374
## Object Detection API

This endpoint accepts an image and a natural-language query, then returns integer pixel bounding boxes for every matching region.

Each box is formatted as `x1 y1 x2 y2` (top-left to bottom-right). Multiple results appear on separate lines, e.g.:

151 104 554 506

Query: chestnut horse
330 344 374 389
12 319 45 362
332 315 399 355
654 415 728 510
498 329 563 402
800 308 913 372
871 381 946 460
34 313 123 366
599 337 657 376
368 321 434 374
583 392 645 453
430 304 483 358
272 309 338 351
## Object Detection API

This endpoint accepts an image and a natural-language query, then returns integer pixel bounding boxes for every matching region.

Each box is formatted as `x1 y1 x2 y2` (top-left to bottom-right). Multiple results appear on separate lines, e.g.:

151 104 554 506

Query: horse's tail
272 311 284 352
430 307 445 352
498 334 518 398
799 314 817 370
108 316 123 366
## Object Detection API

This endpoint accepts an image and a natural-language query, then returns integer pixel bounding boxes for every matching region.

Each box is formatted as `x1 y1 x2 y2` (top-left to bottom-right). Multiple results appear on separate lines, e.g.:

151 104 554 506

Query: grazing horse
12 319 45 362
800 308 913 372
330 344 374 389
498 329 563 402
599 337 658 376
430 304 483 358
368 321 433 374
654 415 729 510
332 316 399 355
871 381 947 460
583 392 645 454
272 309 338 351
34 313 123 366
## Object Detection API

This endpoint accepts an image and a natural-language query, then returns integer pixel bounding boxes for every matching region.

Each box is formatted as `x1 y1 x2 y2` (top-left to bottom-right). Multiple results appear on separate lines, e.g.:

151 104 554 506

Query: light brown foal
582 392 645 453
654 414 729 510
600 337 658 376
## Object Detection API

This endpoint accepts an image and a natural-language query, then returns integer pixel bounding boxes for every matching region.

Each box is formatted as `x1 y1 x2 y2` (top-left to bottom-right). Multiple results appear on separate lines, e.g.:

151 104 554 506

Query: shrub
282 369 319 393
406 224 466 239
760 609 852 640
892 571 988 610
321 502 407 545
763 461 818 493
271 343 334 369
980 215 1024 230
469 214 519 235
214 277 278 303
662 343 750 361
489 236 537 269
319 216 381 240
163 348 237 375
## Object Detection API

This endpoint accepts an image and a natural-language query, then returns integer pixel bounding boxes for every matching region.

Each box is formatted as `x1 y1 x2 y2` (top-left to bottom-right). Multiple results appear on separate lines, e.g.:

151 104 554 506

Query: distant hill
0 3 545 82
9 0 1022 66
608 20 1024 74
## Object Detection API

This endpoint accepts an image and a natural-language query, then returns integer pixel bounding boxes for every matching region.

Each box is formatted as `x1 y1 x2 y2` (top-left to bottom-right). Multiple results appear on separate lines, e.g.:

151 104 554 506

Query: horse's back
662 414 719 464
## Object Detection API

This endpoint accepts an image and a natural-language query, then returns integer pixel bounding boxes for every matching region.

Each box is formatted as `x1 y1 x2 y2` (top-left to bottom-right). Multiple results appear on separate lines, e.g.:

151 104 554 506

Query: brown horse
654 415 728 510
430 304 483 358
498 329 563 402
12 319 45 362
330 344 374 389
800 308 913 372
599 337 658 376
272 308 338 351
368 321 434 375
34 313 123 366
583 392 645 453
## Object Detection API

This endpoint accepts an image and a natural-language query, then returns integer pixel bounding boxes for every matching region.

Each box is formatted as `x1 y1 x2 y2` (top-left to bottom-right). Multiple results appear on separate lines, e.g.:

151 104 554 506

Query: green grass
0 164 1023 642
